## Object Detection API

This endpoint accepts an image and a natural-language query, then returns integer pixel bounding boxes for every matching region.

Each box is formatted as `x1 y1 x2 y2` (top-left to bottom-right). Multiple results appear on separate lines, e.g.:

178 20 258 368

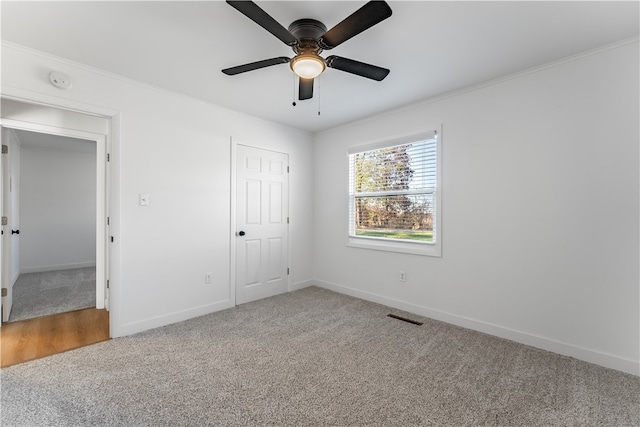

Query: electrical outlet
205 272 213 284
399 271 406 282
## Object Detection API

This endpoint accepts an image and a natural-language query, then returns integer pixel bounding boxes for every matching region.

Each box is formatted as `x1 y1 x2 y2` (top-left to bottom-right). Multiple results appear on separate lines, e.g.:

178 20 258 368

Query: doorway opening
1 107 110 327
5 129 98 322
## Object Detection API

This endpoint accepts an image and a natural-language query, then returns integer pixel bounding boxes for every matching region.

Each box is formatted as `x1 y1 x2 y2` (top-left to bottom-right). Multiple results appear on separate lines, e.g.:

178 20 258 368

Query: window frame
347 129 442 257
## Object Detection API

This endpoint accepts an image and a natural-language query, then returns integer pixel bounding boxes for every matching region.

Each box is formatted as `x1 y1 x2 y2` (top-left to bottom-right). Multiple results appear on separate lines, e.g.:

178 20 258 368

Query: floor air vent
387 314 423 326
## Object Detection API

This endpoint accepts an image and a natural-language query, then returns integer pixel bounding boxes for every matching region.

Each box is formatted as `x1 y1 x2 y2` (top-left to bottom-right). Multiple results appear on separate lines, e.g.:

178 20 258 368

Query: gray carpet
1 286 638 426
8 267 96 322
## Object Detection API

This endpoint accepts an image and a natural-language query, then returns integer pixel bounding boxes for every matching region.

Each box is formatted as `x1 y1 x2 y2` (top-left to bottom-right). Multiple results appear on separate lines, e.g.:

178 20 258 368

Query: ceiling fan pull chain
292 74 297 107
317 76 321 116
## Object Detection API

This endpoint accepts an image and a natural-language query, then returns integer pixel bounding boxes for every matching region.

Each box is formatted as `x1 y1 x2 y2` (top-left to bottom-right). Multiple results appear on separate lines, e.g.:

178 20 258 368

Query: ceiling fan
222 1 392 101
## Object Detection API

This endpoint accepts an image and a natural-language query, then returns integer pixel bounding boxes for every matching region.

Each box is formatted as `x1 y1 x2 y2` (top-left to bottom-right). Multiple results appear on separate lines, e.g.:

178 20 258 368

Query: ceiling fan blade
222 57 290 75
320 1 392 50
326 56 389 81
299 78 314 100
227 1 298 46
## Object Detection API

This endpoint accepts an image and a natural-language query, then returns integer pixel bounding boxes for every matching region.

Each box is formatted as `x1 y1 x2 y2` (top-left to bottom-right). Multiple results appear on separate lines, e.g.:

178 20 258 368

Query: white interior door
1 137 14 322
0 140 3 325
235 145 289 305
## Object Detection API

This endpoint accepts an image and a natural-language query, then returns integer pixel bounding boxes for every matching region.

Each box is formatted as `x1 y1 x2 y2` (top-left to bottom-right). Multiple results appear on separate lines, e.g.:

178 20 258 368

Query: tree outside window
349 136 437 244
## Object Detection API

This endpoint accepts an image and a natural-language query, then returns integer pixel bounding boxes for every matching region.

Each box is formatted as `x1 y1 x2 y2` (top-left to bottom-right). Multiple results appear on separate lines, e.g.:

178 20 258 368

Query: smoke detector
49 71 72 89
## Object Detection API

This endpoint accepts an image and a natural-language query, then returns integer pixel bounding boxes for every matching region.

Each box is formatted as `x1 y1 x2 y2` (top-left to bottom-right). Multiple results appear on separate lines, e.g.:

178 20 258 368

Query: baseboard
116 282 312 337
113 299 235 338
314 279 639 377
289 279 314 292
21 262 97 274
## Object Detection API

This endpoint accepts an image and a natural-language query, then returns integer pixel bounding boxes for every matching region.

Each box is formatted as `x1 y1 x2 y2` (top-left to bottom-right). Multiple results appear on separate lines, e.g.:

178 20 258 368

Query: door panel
269 182 282 223
267 238 282 281
244 239 261 286
246 180 261 224
236 145 288 304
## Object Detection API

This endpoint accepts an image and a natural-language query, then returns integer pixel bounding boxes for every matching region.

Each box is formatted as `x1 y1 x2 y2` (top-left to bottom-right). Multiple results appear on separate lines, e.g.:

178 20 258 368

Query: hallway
9 267 96 322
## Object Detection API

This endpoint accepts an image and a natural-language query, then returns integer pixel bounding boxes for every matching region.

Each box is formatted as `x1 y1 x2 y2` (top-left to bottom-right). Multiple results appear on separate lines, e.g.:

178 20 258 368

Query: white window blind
348 132 438 246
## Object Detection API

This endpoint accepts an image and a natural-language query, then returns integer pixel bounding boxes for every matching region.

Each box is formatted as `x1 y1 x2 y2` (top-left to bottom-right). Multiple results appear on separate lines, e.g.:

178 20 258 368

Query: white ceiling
1 1 638 133
12 129 96 153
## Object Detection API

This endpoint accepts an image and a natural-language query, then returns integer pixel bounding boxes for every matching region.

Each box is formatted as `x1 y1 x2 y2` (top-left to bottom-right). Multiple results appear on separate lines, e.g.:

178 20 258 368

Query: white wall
313 41 640 375
1 43 315 337
19 143 96 272
2 39 637 375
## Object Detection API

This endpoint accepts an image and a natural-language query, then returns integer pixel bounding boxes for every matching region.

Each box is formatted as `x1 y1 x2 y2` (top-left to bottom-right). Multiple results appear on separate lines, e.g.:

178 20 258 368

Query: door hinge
107 153 110 162
1 216 7 226
110 236 114 243
2 145 8 154
106 279 110 289
287 166 289 173
107 216 110 226
1 288 7 297
287 268 290 275
287 217 289 224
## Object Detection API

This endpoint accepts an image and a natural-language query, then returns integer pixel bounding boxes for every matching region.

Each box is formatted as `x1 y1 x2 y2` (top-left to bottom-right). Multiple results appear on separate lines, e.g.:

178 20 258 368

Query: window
348 130 441 256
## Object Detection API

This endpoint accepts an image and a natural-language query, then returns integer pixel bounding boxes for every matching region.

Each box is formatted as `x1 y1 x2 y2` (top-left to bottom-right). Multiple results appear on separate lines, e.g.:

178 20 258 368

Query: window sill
347 236 441 257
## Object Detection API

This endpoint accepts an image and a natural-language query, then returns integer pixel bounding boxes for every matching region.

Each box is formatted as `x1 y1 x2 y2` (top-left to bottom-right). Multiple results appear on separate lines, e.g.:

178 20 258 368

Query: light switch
139 194 149 206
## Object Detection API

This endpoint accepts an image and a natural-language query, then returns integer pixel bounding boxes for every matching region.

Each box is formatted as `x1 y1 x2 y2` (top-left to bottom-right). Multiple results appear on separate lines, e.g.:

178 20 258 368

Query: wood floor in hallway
0 308 109 368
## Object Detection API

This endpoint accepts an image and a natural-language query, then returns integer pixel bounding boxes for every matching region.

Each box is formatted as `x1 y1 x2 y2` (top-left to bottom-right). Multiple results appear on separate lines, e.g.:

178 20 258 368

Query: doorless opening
6 129 98 321
1 99 110 326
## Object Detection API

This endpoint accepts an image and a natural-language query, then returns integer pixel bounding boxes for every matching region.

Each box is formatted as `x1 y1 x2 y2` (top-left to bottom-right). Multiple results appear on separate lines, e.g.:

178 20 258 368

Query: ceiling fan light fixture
290 54 325 79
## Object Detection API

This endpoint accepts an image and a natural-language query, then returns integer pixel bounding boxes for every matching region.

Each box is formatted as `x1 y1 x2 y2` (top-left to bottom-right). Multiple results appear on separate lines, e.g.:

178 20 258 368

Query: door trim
229 137 237 306
0 119 109 313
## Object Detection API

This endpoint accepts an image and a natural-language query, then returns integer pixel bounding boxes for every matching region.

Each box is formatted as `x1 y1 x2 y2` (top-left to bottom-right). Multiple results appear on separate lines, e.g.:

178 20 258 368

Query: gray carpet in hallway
8 267 96 322
1 286 638 426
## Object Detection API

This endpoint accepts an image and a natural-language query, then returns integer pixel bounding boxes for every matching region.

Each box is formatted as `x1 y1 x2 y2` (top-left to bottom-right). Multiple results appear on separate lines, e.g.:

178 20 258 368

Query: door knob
11 229 19 235
238 231 246 236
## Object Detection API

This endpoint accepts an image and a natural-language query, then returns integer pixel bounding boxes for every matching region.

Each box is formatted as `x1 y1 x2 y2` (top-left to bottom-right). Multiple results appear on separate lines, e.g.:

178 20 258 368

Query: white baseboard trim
113 299 235 338
289 279 314 292
314 279 639 376
21 261 97 274
114 280 315 338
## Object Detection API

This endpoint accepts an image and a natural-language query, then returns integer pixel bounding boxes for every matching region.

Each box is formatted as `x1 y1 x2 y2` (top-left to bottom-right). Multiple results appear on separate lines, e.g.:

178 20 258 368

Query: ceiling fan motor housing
288 19 327 55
